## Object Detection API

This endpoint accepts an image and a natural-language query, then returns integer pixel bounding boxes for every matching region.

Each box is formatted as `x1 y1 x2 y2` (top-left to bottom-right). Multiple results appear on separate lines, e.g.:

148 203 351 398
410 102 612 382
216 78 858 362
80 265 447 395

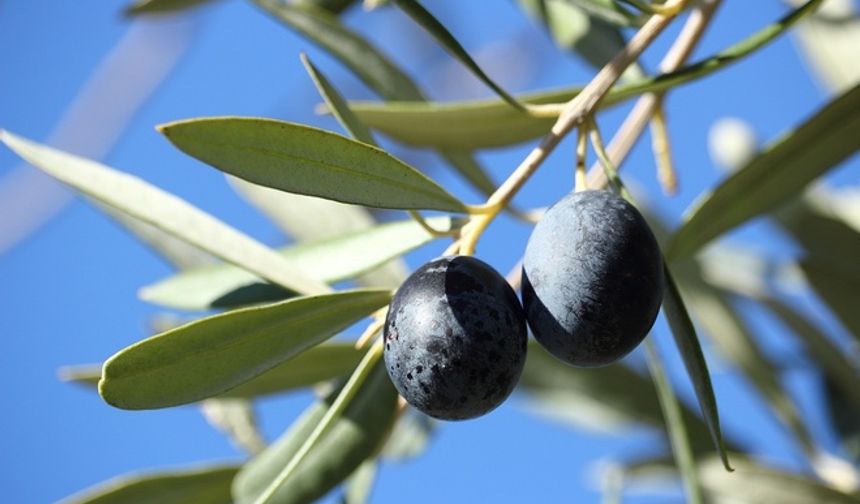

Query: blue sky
0 1 857 502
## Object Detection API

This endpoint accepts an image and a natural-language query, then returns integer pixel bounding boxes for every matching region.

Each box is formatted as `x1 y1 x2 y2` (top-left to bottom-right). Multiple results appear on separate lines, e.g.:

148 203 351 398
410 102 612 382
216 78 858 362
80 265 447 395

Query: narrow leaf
662 265 732 470
349 87 572 149
700 456 860 504
62 343 365 400
99 289 391 409
300 54 376 145
391 0 525 111
124 0 218 16
140 216 454 310
645 340 703 504
678 279 816 455
159 117 466 212
59 465 238 504
668 81 860 258
251 0 424 100
232 351 397 504
0 130 330 296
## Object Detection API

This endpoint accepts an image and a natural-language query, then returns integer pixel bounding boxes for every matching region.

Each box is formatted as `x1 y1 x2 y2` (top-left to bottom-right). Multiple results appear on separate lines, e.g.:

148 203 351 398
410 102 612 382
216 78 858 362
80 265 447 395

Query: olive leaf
62 342 365 400
662 266 733 471
99 289 391 409
159 117 467 212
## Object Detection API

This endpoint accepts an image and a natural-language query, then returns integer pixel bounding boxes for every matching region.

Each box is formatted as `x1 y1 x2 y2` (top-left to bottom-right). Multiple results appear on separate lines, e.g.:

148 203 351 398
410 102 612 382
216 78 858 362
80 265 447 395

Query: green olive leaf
59 465 238 504
159 117 467 212
662 265 733 471
139 216 455 311
61 342 364 400
668 81 860 259
0 129 330 296
232 356 397 504
99 289 391 409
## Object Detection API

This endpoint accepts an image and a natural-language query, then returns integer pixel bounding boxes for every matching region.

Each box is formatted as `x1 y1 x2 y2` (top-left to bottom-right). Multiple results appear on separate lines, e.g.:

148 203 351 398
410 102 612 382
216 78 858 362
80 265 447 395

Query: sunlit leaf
99 289 391 409
349 88 572 149
140 216 454 310
62 343 365 400
59 465 238 504
662 266 732 470
391 0 525 111
668 82 860 259
699 456 860 504
124 0 218 16
159 117 466 212
0 130 330 296
232 356 397 504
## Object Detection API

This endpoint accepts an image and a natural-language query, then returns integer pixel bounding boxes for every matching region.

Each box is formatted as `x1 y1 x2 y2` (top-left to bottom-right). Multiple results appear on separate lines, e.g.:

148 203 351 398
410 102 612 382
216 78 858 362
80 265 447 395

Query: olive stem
407 210 458 237
650 98 678 195
458 0 687 254
574 124 589 192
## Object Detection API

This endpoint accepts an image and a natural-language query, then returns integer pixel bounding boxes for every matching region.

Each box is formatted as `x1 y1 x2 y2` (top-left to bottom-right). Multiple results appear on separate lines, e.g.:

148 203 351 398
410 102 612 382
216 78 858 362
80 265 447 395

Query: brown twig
587 0 723 189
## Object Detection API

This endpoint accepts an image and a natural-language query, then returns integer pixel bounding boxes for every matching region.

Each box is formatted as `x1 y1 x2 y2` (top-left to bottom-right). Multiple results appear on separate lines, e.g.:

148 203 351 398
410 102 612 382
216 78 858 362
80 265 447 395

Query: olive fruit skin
384 256 527 420
522 190 664 367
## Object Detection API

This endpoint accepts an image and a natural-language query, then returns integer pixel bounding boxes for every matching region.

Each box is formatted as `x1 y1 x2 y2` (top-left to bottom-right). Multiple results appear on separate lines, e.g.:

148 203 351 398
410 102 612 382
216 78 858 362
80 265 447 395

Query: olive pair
383 190 665 421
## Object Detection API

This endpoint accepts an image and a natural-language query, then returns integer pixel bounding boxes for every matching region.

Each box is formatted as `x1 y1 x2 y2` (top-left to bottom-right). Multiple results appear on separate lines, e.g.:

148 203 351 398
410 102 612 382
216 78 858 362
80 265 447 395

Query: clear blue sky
0 1 855 503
